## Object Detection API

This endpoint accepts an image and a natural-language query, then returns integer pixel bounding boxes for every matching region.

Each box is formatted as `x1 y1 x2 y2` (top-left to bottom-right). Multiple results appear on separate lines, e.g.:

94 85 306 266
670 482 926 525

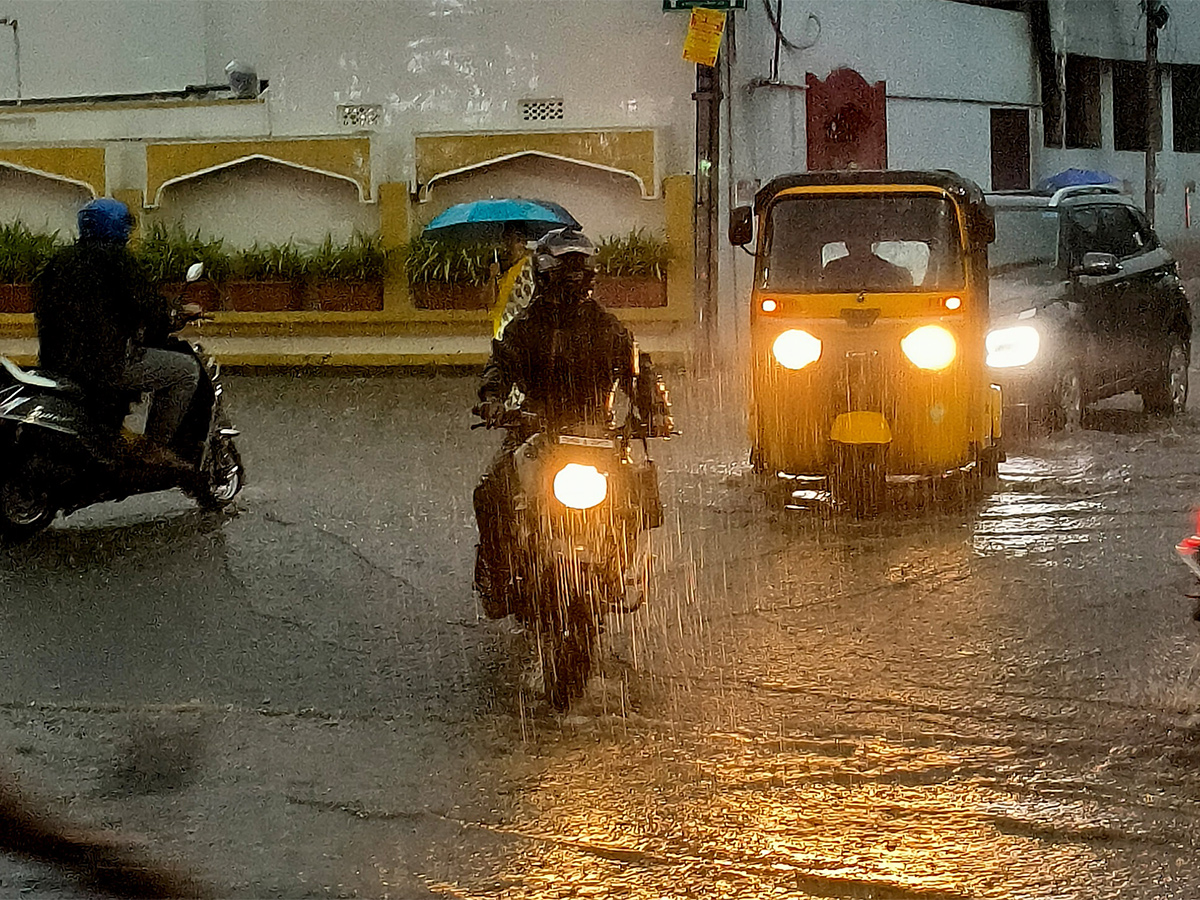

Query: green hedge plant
308 232 393 282
0 221 61 283
137 223 231 283
402 237 495 287
595 228 671 280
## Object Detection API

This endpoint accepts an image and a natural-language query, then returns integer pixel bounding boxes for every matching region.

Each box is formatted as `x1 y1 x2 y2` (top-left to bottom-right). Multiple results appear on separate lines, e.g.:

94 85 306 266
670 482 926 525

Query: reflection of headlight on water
772 329 822 370
553 463 608 509
986 325 1040 368
901 325 957 370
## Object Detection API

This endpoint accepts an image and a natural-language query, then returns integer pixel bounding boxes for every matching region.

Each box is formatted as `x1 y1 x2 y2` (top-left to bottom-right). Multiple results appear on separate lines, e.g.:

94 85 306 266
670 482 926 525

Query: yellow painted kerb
145 137 372 207
0 147 104 196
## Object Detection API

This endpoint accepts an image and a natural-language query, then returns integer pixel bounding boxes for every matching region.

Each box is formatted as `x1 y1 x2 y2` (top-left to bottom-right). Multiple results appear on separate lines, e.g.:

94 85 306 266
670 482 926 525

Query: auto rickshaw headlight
772 329 822 370
553 463 608 510
985 325 1040 368
901 325 957 371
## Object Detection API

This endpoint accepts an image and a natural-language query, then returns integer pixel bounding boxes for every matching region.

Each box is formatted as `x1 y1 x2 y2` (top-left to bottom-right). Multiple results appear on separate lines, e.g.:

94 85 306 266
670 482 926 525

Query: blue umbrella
1036 168 1120 193
423 198 581 242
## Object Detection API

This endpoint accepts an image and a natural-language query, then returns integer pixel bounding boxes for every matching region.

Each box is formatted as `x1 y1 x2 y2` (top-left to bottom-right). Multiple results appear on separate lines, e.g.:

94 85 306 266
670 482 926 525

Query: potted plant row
138 226 391 313
0 222 61 313
403 237 496 310
592 228 670 308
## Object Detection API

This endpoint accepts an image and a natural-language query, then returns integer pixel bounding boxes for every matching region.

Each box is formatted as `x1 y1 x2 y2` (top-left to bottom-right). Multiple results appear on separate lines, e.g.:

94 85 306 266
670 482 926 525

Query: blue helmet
78 197 136 243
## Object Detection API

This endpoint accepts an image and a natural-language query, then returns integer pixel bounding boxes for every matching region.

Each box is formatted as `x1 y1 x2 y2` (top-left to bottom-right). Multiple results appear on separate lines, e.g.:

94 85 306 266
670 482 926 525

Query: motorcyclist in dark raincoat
472 226 673 618
33 198 201 450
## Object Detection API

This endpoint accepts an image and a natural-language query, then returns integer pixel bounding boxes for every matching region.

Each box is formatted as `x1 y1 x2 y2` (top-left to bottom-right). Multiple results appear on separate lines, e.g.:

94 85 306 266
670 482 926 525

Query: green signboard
663 0 745 10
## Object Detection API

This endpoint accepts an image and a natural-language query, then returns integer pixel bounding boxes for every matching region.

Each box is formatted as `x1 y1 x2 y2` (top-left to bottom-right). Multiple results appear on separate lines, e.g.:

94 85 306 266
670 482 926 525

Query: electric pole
1144 0 1169 224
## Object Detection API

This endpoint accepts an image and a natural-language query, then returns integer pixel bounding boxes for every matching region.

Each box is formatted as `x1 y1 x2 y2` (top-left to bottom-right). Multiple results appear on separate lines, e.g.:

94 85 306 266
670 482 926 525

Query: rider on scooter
472 226 673 619
33 198 201 452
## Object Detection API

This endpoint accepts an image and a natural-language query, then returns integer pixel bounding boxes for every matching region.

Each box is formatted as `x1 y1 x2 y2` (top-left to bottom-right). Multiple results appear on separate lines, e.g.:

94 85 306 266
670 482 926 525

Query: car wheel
1142 336 1189 417
1047 364 1084 433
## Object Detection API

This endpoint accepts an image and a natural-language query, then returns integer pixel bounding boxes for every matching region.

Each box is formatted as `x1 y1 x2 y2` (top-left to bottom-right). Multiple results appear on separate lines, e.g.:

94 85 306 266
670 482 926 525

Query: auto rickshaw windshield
762 194 965 293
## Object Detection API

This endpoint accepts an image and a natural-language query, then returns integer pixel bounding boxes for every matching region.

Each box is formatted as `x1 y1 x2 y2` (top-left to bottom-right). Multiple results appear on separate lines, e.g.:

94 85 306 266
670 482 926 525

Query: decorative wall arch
414 130 659 202
145 137 372 208
0 147 105 197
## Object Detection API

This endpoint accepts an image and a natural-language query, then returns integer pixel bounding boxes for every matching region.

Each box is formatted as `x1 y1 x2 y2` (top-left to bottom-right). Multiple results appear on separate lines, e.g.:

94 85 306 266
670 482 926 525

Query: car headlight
986 325 1040 368
901 325 957 371
772 329 822 370
553 463 608 510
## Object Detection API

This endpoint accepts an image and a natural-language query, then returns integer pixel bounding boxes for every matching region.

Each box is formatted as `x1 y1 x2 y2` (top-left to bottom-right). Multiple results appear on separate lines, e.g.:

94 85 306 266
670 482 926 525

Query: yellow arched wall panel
145 137 372 208
415 130 658 200
0 147 104 196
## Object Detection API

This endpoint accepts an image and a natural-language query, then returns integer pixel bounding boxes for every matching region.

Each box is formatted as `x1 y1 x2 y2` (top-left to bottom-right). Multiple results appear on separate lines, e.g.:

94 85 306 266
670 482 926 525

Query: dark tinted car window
990 208 1060 273
1065 204 1148 263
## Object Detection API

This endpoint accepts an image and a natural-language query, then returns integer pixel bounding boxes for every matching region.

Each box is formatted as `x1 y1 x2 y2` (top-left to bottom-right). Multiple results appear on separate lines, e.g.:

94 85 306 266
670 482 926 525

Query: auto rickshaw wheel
830 444 888 519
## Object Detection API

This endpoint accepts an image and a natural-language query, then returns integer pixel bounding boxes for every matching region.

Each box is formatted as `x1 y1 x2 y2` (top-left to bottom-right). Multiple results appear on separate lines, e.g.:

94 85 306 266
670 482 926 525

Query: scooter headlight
772 330 822 370
553 463 608 510
986 325 1041 368
901 325 957 371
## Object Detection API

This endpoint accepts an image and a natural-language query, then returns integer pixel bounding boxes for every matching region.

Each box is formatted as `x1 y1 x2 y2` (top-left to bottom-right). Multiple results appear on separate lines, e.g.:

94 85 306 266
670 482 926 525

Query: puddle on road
972 451 1114 560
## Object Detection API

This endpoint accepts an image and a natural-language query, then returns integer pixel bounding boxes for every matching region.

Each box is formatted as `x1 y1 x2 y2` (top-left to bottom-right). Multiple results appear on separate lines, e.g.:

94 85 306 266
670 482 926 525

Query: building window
991 108 1030 191
1043 55 1101 149
1174 65 1200 153
1113 60 1160 151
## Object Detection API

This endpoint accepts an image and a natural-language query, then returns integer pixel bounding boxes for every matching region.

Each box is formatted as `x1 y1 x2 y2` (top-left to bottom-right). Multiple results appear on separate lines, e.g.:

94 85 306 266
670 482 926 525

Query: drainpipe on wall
0 18 20 105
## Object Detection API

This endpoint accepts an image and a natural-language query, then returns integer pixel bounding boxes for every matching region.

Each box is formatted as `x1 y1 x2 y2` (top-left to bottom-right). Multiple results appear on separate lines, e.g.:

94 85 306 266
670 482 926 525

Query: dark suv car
985 185 1191 430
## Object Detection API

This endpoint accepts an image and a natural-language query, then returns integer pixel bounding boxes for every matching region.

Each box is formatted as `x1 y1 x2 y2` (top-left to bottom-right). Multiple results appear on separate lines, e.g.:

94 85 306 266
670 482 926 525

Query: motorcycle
0 263 244 539
476 389 670 710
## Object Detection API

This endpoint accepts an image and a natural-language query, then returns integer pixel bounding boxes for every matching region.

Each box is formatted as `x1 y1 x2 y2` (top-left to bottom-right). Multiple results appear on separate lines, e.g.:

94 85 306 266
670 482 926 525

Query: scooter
476 392 669 710
0 263 244 539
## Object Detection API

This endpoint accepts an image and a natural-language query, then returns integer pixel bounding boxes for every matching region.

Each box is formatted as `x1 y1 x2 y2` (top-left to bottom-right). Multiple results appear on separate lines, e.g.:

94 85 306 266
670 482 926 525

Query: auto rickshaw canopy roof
754 169 994 247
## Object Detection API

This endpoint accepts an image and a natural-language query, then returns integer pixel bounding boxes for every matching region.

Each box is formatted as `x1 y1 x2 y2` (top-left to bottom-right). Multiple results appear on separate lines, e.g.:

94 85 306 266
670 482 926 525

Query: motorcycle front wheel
537 563 601 711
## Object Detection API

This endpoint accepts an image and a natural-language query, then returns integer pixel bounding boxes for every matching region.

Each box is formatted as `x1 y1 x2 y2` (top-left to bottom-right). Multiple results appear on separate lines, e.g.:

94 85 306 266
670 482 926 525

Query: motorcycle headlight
553 463 608 510
986 325 1040 368
772 329 822 370
901 325 957 371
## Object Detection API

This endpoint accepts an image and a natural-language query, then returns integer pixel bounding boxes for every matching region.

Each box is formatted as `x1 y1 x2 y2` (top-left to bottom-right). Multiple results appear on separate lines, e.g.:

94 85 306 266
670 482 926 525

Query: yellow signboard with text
682 7 726 67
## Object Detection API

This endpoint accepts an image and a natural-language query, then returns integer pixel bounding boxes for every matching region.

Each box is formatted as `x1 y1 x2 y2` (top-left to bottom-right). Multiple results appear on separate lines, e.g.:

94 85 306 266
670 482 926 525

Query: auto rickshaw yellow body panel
737 172 1000 485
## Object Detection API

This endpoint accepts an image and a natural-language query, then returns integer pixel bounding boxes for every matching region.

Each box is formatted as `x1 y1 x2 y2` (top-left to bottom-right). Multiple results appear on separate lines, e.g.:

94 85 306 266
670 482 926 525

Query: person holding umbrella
421 198 580 337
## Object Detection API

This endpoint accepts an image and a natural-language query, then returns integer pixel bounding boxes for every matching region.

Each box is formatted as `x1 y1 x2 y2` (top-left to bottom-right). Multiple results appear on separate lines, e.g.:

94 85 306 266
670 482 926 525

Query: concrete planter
159 281 222 311
592 275 667 308
313 281 384 312
0 283 33 314
223 280 299 312
411 282 494 311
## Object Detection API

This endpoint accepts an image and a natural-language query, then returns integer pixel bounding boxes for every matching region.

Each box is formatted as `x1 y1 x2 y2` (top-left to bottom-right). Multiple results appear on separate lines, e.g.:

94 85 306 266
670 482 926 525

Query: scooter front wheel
192 437 244 510
0 465 55 540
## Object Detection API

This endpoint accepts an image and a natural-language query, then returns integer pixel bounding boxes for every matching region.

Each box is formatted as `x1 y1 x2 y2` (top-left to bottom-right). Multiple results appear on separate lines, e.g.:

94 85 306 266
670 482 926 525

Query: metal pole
1145 0 1164 224
694 61 720 367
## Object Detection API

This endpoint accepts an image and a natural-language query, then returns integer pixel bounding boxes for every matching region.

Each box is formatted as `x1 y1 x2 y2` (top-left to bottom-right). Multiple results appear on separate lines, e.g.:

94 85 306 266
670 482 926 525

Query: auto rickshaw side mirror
1071 252 1122 278
729 206 754 247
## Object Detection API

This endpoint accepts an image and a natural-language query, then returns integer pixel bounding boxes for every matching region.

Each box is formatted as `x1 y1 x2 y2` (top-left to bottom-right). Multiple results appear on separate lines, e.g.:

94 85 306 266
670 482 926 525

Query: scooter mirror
185 262 205 283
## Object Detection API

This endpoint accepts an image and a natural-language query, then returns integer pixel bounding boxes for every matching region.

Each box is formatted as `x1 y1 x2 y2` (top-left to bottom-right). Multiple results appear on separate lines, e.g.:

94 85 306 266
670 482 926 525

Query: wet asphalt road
4 369 1200 898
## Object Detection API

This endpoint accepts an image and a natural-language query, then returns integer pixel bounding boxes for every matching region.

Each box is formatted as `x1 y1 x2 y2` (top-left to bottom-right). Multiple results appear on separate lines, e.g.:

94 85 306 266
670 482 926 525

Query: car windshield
761 193 964 292
990 207 1062 273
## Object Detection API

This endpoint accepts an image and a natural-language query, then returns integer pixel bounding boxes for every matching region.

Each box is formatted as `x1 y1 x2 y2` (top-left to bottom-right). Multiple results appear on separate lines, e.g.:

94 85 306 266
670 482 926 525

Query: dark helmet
532 227 597 297
78 197 136 244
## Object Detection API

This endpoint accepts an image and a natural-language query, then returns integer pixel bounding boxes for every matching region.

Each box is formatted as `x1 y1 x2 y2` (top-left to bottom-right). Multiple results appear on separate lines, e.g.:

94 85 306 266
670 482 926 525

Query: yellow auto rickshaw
728 170 1002 515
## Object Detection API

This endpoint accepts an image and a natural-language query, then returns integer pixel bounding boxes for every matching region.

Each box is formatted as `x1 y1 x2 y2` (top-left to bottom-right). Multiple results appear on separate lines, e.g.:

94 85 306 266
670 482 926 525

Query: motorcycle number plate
558 435 614 449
